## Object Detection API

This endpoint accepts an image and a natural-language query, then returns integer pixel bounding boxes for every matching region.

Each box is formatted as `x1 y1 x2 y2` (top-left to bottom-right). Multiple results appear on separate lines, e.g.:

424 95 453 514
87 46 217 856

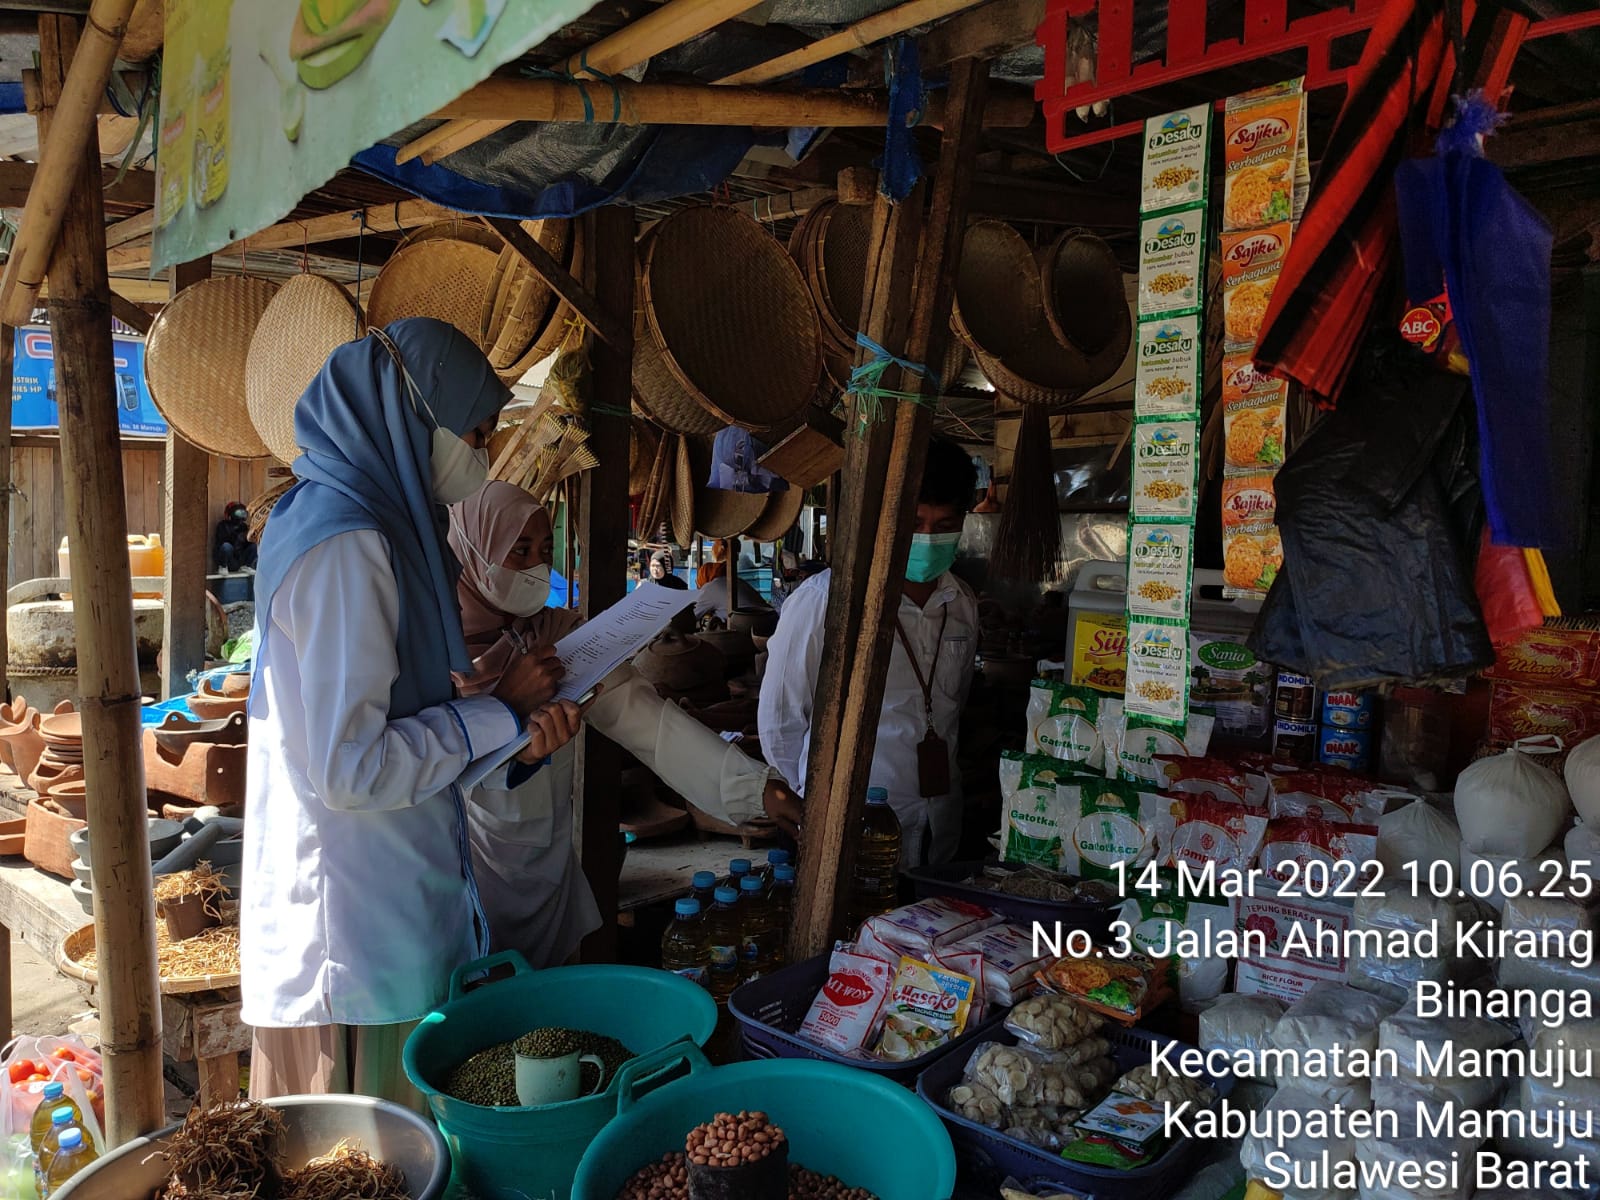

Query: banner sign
10 326 167 437
151 0 593 272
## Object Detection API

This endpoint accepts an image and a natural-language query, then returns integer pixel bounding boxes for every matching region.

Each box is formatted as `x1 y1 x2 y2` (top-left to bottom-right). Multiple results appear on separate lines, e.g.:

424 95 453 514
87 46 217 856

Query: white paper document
457 582 690 789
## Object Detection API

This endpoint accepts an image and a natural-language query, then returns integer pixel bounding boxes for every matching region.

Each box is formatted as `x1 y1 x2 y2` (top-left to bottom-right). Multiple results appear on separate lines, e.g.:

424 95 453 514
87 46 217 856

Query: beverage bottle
689 870 717 909
32 1102 77 1196
660 898 710 989
40 1127 95 1197
704 886 743 1002
758 848 791 889
724 858 752 890
768 864 796 966
849 786 902 929
738 875 779 983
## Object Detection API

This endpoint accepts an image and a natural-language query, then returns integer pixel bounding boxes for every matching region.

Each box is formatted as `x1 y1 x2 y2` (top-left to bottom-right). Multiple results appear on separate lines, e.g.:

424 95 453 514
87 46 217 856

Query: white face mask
431 428 489 505
485 561 551 617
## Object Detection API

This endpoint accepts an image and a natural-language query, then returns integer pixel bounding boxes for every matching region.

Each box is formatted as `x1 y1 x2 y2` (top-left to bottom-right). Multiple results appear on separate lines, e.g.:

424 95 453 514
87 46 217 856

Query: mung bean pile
615 1154 879 1200
444 1027 635 1106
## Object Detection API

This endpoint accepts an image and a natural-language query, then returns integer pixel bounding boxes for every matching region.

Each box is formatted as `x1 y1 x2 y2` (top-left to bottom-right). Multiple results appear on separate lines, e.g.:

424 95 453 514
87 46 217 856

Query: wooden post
37 12 164 1143
788 60 990 959
161 258 211 698
574 205 634 962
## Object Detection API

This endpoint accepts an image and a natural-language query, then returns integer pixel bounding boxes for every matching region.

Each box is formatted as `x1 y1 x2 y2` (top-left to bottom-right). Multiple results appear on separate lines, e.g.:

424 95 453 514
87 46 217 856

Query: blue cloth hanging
879 38 926 203
708 426 784 495
1395 94 1554 548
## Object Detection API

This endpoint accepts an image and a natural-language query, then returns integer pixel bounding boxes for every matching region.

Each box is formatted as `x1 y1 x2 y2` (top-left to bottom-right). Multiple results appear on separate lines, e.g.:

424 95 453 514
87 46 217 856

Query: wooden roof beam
920 0 1045 67
715 0 986 86
106 197 454 273
432 77 1036 129
0 161 153 208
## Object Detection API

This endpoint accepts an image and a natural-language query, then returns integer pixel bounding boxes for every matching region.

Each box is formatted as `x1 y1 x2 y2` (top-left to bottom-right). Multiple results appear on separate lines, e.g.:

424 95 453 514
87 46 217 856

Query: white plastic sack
1458 844 1565 914
1371 997 1518 1111
1269 983 1399 1106
1346 891 1487 1003
1454 740 1572 856
1565 733 1600 825
1523 1018 1600 1111
1116 894 1232 1012
1494 941 1600 1001
1565 821 1600 883
1199 993 1284 1080
1354 1127 1478 1200
1499 1083 1600 1183
1239 1085 1357 1200
1376 798 1461 882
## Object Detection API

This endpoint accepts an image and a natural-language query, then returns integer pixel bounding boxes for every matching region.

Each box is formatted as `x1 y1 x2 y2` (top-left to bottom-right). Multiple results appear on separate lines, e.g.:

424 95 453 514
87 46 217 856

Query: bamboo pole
433 76 1032 129
0 323 13 1043
400 0 767 164
0 0 136 325
789 59 990 959
715 0 984 85
37 12 164 1144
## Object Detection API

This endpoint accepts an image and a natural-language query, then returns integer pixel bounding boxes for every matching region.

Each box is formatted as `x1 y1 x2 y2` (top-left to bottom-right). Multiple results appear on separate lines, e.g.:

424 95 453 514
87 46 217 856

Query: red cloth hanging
1473 527 1545 647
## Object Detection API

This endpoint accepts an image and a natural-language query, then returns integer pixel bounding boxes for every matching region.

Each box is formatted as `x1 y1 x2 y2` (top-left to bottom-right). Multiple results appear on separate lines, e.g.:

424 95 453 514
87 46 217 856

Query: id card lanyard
894 604 951 797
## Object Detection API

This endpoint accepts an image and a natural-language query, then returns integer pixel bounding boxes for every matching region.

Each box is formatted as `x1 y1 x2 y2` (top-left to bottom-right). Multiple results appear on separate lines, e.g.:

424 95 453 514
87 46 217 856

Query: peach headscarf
447 481 579 694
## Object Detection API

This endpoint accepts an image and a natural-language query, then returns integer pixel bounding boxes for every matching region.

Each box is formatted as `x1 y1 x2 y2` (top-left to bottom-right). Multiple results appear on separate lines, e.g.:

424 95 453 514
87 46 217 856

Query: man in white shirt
758 440 979 865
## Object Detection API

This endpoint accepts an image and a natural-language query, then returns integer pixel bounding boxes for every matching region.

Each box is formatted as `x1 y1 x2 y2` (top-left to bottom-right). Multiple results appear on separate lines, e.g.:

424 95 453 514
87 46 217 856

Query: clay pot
143 730 246 810
632 631 725 695
151 711 246 754
728 607 778 638
29 756 85 800
43 779 89 820
0 709 44 785
695 628 754 673
218 672 251 698
160 892 221 940
23 799 85 879
188 691 248 721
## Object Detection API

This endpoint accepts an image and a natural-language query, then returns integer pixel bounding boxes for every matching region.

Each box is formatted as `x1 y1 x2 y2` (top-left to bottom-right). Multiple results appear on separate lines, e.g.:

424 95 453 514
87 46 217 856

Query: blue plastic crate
916 1024 1235 1200
728 952 1006 1087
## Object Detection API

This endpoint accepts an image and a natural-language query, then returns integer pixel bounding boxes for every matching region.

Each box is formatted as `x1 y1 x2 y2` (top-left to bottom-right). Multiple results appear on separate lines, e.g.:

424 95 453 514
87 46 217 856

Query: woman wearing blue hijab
241 318 582 1104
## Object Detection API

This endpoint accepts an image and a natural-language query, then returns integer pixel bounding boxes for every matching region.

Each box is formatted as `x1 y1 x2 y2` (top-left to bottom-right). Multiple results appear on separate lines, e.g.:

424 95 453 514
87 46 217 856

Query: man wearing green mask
758 439 980 866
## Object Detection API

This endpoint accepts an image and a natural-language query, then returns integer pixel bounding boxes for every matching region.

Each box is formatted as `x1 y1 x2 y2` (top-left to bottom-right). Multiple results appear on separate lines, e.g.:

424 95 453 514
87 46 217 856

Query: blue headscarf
253 318 510 718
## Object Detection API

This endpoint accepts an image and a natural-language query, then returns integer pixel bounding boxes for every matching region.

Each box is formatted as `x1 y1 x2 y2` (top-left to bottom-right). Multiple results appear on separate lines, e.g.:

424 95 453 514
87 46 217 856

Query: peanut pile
687 1110 785 1168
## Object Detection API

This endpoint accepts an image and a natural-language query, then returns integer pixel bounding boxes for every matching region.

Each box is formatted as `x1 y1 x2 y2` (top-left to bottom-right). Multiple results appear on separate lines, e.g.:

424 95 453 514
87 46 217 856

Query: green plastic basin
402 951 717 1200
572 1045 957 1200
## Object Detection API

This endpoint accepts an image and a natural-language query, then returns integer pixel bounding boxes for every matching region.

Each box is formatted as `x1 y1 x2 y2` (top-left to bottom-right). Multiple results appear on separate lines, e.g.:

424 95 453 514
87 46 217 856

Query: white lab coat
469 664 775 967
757 569 978 865
242 530 522 1029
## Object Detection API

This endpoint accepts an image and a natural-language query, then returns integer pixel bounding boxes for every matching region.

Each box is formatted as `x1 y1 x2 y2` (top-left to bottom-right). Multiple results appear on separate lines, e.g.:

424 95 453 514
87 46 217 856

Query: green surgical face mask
905 531 961 583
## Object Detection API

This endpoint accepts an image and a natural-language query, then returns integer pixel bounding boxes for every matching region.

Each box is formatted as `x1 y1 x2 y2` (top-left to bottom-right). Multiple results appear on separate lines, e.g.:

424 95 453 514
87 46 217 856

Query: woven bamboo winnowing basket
245 273 364 464
366 237 499 348
146 275 282 460
643 205 822 432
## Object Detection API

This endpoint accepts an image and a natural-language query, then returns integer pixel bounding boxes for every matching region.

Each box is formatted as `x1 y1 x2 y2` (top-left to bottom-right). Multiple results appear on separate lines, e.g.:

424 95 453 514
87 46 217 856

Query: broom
990 402 1061 582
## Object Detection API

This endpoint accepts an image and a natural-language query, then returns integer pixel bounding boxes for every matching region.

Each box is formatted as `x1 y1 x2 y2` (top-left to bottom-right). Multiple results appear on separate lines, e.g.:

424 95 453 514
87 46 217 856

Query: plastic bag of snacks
1112 1062 1216 1109
859 897 999 958
0 1036 104 1146
963 1041 1113 1110
874 957 977 1062
1258 818 1378 878
1116 893 1234 1011
1165 795 1269 873
1056 777 1173 881
1036 949 1171 1024
1025 681 1118 770
998 751 1072 870
1004 993 1108 1053
798 945 894 1056
943 923 1051 1008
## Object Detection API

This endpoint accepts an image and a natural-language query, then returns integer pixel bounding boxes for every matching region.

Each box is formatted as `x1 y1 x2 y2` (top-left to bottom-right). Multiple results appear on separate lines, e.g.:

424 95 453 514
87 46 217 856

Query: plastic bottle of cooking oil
724 858 752 890
704 886 743 1002
738 875 779 983
757 848 791 889
660 898 710 989
768 864 796 966
40 1127 95 1198
32 1102 77 1196
689 870 717 910
849 786 901 930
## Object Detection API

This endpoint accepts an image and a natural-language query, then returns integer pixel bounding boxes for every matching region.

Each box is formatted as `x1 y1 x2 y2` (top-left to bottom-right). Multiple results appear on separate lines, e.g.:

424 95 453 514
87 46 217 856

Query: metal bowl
52 1094 450 1200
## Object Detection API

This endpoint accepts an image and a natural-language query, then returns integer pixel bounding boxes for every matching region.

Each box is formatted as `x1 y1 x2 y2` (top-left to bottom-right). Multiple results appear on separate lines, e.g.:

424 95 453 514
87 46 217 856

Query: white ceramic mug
514 1048 606 1106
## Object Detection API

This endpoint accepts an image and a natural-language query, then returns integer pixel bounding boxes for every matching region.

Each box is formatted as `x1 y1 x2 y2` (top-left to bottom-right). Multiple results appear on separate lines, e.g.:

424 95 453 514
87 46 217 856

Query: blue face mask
905 531 961 583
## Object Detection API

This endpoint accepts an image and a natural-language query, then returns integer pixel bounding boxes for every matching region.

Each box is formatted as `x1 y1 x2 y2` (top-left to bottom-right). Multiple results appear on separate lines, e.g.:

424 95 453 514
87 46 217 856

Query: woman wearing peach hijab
449 481 802 966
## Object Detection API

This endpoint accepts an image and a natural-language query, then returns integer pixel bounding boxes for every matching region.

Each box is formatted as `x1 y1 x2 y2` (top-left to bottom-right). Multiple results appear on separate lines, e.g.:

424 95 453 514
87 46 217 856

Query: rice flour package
1115 711 1216 786
1057 776 1174 881
1025 681 1115 769
799 945 894 1055
999 751 1072 870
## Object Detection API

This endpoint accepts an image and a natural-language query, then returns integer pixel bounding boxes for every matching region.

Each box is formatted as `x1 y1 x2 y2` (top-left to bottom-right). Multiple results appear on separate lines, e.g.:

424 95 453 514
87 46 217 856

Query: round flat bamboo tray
629 421 661 495
366 238 499 347
951 220 1043 361
146 276 281 460
1040 229 1131 389
484 219 572 369
246 273 365 465
742 483 805 542
643 205 821 432
670 434 696 548
633 309 723 438
398 219 503 253
59 920 241 996
814 201 873 355
972 344 1083 409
